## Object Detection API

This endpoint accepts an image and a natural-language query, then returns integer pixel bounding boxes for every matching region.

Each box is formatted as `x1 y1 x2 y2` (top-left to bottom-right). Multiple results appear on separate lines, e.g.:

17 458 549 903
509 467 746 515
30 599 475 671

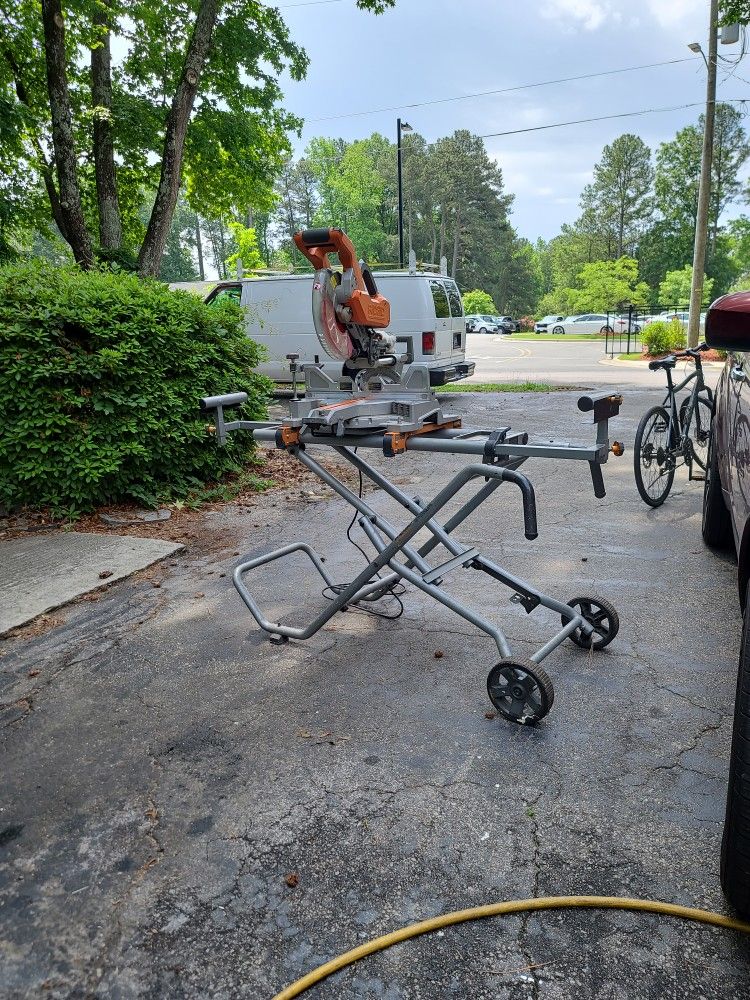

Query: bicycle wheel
634 405 675 506
679 394 713 472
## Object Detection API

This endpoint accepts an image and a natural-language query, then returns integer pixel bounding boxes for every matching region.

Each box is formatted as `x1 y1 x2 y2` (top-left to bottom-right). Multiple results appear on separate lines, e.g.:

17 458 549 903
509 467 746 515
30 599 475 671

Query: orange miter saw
288 227 456 436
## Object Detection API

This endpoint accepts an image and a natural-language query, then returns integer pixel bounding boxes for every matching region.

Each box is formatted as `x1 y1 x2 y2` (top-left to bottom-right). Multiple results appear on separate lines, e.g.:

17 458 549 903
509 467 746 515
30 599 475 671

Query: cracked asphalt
2 388 749 998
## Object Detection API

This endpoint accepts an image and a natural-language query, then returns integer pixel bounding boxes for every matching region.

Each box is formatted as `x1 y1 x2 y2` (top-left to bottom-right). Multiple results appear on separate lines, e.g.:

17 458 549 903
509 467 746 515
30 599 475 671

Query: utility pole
687 0 718 348
396 118 413 269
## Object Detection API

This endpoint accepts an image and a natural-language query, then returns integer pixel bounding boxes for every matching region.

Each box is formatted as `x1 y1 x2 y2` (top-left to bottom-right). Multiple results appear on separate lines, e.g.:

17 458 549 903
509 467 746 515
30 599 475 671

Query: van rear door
444 280 466 358
428 278 454 361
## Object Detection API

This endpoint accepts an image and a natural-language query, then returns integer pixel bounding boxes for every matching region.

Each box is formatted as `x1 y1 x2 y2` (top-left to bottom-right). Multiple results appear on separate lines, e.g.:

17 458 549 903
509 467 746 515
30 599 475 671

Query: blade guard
311 269 353 361
294 228 391 331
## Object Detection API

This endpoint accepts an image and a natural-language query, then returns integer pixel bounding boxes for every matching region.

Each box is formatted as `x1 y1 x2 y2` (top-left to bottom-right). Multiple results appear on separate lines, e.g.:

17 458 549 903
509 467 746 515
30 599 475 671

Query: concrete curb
0 531 185 634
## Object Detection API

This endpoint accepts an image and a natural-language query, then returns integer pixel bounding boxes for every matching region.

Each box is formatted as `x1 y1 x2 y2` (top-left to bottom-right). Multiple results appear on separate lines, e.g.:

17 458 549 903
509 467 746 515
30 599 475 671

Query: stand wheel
564 596 619 650
486 658 554 726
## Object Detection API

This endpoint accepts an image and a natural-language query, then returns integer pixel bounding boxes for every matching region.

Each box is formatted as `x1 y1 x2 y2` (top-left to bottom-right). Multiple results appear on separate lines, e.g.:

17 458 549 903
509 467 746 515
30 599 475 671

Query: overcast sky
275 0 749 243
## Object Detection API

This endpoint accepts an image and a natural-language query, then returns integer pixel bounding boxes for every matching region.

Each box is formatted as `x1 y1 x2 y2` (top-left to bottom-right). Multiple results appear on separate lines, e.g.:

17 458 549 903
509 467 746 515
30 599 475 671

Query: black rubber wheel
552 325 564 335
563 596 620 650
600 325 613 334
634 405 675 506
487 658 554 726
702 430 733 549
679 394 713 472
721 578 750 918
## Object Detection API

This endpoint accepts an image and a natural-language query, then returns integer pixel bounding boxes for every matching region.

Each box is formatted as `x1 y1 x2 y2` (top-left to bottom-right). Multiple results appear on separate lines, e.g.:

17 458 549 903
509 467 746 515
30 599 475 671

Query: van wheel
552 325 564 335
721 577 750 918
702 433 733 549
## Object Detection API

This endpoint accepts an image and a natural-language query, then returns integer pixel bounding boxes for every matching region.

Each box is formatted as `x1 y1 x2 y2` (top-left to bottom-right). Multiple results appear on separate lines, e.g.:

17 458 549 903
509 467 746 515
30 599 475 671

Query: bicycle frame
659 359 711 470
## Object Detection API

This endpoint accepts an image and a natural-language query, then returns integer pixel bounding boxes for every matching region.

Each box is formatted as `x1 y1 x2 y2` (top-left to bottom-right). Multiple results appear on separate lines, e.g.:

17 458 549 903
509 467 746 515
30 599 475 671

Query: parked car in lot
702 290 750 918
535 314 565 333
206 272 475 386
543 314 614 335
466 313 506 334
496 315 521 332
643 311 706 331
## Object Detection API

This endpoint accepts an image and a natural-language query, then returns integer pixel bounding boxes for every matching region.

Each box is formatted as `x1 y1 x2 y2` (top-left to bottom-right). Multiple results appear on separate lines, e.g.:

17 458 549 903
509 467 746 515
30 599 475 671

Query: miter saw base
287 363 457 436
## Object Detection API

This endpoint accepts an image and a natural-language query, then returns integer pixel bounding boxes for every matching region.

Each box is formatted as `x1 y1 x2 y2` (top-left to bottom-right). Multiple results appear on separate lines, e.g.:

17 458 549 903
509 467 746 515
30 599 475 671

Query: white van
204 273 475 385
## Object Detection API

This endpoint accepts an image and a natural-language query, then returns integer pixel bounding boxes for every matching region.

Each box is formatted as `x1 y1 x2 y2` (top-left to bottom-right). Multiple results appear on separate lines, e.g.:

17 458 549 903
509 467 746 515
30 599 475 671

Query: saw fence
200 389 624 726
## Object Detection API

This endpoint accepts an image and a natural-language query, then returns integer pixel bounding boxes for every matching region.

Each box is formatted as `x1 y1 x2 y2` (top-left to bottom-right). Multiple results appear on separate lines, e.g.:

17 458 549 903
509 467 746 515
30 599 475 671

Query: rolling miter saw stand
201 228 625 725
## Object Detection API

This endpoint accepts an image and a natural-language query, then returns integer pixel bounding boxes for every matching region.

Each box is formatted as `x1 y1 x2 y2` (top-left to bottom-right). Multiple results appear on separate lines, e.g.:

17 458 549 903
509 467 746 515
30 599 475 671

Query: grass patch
506 333 606 341
440 381 554 393
617 352 644 361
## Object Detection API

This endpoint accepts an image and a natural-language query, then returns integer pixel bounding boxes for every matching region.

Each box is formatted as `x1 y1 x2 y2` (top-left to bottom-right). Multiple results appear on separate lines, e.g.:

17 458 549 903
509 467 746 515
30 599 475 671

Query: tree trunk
2 47 69 241
138 0 220 276
40 0 93 267
90 0 122 251
451 205 461 278
438 206 446 264
195 216 205 280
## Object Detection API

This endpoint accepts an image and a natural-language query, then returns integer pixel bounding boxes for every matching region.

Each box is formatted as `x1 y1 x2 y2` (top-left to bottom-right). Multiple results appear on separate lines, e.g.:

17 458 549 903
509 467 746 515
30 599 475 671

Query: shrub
519 315 535 331
0 261 271 516
642 318 686 356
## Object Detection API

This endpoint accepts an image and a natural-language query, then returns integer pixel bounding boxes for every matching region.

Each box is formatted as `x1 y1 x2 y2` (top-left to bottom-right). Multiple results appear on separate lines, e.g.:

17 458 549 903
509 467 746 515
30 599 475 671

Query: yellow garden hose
272 894 750 1000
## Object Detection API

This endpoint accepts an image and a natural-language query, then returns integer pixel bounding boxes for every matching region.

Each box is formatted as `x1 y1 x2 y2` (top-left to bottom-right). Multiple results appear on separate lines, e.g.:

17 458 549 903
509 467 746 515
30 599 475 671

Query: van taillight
422 331 435 354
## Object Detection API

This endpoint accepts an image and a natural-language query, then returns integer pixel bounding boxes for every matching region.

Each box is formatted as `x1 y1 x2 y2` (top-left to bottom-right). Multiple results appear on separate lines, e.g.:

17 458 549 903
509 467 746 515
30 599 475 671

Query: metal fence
604 304 691 358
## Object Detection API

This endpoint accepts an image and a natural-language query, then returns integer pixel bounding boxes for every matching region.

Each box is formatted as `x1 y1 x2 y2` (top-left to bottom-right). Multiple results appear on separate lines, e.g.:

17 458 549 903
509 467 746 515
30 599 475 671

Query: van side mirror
706 291 750 351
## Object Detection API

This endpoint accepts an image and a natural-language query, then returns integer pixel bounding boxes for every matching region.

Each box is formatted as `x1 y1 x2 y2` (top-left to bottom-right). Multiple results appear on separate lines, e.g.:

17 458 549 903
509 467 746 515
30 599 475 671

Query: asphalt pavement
465 335 722 390
1 386 748 998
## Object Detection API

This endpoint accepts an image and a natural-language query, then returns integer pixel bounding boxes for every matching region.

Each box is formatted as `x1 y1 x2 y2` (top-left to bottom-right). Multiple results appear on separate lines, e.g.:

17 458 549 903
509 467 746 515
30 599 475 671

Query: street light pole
687 0 718 348
396 118 413 269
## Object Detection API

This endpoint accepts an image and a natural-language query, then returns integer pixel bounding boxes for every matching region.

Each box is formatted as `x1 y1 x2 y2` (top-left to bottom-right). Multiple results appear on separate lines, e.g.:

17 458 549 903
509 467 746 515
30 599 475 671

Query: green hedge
0 261 271 516
642 318 686 356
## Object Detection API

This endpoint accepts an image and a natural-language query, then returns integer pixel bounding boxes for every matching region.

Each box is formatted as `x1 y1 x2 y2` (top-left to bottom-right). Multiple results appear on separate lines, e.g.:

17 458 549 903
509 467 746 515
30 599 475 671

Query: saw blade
311 269 353 361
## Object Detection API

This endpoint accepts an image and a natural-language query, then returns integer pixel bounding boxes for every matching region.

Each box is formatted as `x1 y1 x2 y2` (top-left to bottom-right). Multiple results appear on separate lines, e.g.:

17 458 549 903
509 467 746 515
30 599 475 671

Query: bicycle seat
648 355 676 371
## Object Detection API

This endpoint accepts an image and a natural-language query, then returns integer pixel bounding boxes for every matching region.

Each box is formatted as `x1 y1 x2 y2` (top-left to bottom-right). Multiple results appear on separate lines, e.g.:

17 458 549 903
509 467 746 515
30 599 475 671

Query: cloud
541 0 619 32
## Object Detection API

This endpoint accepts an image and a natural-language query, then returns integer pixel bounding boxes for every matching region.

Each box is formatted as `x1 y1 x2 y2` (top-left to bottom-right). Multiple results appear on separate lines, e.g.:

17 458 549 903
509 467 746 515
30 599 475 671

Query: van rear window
429 279 450 319
445 282 463 317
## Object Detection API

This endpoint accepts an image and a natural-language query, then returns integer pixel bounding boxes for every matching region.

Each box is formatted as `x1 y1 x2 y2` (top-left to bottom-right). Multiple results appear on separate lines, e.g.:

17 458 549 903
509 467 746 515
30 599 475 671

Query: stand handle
500 468 538 540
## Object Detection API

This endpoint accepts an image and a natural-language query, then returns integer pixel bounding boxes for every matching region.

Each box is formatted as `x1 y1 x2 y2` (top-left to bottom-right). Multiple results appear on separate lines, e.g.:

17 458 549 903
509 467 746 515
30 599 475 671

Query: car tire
600 325 613 334
552 325 564 335
721 576 750 918
702 432 733 549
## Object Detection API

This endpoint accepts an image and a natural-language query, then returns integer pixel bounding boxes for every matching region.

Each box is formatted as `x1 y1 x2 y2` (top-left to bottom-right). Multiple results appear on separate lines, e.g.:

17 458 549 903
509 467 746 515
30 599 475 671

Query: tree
462 289 495 313
0 0 394 275
568 257 650 312
658 265 714 307
225 223 263 276
584 134 654 259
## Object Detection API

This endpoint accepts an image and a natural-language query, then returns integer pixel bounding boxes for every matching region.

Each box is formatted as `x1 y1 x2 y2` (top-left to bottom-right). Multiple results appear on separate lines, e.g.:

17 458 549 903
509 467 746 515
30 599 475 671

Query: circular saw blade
311 269 353 361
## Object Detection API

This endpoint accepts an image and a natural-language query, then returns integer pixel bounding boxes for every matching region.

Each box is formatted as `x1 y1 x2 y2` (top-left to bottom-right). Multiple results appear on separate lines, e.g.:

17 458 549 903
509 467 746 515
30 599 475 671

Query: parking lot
1 386 749 999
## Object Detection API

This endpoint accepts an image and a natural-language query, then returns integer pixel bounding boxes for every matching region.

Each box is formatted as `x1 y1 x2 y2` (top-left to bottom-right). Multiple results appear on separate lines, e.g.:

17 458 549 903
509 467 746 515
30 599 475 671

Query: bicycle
634 343 714 507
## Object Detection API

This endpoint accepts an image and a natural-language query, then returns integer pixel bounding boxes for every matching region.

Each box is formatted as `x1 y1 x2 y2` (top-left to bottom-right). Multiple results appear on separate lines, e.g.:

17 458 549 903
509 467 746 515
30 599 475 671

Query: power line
478 98 748 139
307 57 695 124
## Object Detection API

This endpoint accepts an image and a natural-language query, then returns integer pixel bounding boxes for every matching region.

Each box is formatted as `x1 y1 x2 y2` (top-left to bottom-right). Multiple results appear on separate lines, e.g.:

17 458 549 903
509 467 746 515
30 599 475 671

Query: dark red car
703 291 750 917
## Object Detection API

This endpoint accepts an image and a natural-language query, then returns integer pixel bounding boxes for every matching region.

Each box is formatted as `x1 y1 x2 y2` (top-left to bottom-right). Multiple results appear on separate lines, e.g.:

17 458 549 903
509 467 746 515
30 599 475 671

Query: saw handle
294 227 359 272
294 227 391 330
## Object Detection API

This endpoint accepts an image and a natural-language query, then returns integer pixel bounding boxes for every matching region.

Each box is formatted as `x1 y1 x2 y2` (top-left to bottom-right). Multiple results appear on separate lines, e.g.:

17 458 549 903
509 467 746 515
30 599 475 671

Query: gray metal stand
200 389 624 725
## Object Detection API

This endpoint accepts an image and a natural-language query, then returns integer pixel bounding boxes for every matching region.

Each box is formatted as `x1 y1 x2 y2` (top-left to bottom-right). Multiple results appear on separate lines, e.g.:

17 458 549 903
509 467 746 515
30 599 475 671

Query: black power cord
321 451 406 621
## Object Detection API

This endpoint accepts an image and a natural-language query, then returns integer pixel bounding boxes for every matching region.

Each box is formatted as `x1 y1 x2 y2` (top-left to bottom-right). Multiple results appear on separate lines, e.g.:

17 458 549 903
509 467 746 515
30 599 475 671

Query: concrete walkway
0 532 183 634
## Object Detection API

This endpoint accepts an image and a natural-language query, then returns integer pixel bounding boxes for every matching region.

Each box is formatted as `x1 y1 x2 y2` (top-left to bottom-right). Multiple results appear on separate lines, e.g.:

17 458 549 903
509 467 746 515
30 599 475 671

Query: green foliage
462 289 495 314
580 133 653 258
0 261 271 516
642 319 686 356
658 265 713 307
568 257 650 312
225 223 264 276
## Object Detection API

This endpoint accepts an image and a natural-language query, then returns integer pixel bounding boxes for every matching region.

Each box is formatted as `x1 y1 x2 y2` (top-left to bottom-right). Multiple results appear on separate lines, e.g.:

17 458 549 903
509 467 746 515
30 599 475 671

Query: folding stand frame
200 390 624 725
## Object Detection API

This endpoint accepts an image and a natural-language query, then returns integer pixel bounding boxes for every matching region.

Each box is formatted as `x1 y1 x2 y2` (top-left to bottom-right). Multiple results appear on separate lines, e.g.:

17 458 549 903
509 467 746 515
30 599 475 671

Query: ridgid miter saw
286 227 458 444
200 227 627 727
